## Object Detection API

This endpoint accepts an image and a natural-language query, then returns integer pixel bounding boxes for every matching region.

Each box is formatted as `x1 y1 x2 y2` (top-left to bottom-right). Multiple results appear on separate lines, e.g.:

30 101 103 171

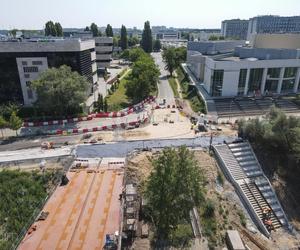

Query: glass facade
238 69 247 96
211 70 224 97
284 67 297 78
248 68 263 93
267 68 280 78
0 49 94 104
281 79 295 93
265 80 278 92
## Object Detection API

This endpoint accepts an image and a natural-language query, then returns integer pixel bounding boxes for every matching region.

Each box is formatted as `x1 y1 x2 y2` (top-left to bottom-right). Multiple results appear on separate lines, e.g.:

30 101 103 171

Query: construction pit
124 149 300 250
18 157 125 250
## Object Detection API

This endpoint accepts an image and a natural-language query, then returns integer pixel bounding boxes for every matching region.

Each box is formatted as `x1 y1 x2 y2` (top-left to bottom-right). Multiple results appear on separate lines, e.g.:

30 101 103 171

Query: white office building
94 37 113 69
186 34 300 98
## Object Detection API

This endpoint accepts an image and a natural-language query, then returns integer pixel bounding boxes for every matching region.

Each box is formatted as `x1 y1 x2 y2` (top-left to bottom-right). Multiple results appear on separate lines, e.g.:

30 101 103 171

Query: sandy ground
125 150 300 250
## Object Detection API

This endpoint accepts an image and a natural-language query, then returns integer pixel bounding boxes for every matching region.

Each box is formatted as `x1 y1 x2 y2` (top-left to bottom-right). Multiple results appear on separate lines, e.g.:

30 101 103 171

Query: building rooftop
0 38 95 53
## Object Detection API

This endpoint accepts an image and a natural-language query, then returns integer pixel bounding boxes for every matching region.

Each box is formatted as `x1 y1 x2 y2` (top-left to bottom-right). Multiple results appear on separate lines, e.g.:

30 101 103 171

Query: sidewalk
181 63 218 119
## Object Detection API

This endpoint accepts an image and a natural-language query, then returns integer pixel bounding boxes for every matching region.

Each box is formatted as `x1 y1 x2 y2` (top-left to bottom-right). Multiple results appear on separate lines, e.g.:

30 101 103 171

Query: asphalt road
0 134 236 163
76 135 236 158
152 52 175 105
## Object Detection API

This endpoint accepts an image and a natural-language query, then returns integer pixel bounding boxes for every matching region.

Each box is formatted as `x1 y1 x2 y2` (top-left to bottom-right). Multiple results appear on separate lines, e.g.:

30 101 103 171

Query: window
24 74 30 78
25 81 31 87
267 68 280 78
27 88 33 99
211 70 224 97
265 80 278 92
238 69 247 96
284 67 297 78
23 66 38 73
22 61 27 66
248 68 263 92
32 61 43 65
281 79 295 93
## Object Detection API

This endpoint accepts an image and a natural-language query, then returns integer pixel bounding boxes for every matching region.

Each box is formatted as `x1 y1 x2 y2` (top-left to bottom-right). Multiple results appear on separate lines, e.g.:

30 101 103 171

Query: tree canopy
45 21 63 37
120 25 128 50
105 24 113 37
153 39 162 51
141 21 153 53
128 36 140 47
90 23 100 37
31 65 89 116
162 47 187 76
124 49 159 102
145 146 205 240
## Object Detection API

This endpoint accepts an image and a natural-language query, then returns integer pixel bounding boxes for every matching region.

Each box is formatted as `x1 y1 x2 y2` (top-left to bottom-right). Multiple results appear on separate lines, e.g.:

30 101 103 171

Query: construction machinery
41 141 54 150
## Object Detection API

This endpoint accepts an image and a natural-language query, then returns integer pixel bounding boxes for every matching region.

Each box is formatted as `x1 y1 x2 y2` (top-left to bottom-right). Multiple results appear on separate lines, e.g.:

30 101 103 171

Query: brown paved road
19 159 124 250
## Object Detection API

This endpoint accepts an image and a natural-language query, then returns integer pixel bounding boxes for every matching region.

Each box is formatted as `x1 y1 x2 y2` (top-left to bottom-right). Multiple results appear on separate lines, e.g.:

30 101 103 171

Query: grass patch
106 76 131 111
176 67 206 114
168 77 179 98
199 200 218 248
237 210 247 227
0 170 60 250
169 223 193 248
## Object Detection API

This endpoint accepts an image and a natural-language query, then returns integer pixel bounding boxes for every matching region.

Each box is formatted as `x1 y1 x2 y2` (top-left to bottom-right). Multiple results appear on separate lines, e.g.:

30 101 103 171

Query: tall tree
45 21 57 36
9 112 22 136
120 25 128 50
84 26 90 31
141 21 153 53
153 39 161 51
145 147 205 239
162 48 177 76
90 23 99 37
32 65 89 116
96 93 103 112
54 22 63 36
104 98 108 112
0 115 7 138
105 24 113 37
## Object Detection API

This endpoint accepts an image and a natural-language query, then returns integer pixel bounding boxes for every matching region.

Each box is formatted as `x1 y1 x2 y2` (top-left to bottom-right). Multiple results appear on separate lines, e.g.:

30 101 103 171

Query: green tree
31 65 88 116
208 35 219 41
105 24 113 37
45 21 57 36
113 36 119 47
9 112 22 136
120 25 128 50
0 115 7 138
153 39 162 51
104 98 108 112
9 29 18 38
96 93 103 112
125 55 159 102
90 23 99 37
128 36 139 47
54 22 63 36
84 26 90 31
141 21 153 53
162 48 177 76
145 146 205 240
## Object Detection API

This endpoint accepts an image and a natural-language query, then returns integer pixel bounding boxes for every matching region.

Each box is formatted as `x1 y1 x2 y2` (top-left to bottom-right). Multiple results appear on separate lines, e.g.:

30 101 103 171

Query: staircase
213 141 290 237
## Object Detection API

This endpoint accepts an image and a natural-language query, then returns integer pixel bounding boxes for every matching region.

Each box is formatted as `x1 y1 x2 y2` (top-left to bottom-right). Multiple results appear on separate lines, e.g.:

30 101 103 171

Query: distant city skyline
1 0 300 30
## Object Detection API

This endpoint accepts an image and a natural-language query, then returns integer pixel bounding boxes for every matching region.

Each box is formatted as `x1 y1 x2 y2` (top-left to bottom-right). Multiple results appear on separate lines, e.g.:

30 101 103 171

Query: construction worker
264 219 274 231
262 207 272 220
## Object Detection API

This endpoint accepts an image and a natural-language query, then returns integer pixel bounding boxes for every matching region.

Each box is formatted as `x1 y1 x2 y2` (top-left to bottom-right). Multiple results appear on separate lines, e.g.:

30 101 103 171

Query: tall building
221 19 249 40
186 34 300 97
0 38 97 106
94 37 113 69
247 15 300 40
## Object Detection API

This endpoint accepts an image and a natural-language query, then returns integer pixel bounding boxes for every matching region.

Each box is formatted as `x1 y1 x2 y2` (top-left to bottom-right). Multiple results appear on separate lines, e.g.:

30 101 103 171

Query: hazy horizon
1 0 299 30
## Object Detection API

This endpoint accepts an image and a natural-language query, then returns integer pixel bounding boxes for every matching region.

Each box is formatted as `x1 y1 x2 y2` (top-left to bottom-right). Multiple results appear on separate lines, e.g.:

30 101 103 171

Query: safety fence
23 96 156 127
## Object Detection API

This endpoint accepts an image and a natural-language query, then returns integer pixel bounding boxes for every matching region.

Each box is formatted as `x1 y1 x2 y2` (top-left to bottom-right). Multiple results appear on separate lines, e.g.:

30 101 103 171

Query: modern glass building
186 36 300 98
0 38 97 106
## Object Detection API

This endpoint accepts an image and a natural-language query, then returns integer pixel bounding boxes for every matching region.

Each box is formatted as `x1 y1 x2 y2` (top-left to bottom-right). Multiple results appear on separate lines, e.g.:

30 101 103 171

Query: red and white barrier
54 115 150 136
23 96 156 127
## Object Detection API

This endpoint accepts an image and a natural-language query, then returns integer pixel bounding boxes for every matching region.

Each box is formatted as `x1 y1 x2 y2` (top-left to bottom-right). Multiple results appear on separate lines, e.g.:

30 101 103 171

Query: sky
1 0 300 30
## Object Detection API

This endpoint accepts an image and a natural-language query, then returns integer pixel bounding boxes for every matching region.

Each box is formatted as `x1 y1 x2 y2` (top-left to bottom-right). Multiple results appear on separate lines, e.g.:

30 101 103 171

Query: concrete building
186 35 300 98
191 29 222 41
221 19 249 40
0 38 97 106
153 30 181 41
247 15 300 40
94 37 113 69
